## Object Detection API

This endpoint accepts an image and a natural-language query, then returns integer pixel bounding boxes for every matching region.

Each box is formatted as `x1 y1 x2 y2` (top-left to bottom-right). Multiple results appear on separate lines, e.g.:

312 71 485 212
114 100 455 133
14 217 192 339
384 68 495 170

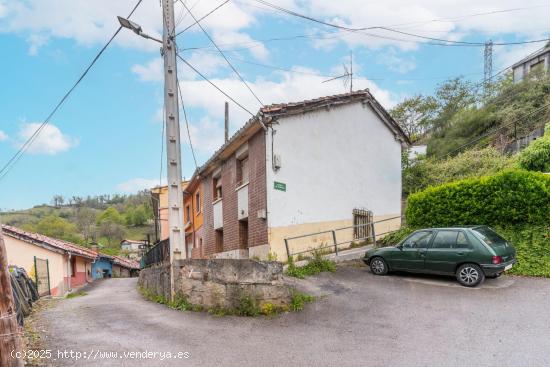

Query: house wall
92 258 113 279
184 182 204 258
202 131 268 258
512 50 550 83
64 256 91 289
265 101 403 259
3 235 66 296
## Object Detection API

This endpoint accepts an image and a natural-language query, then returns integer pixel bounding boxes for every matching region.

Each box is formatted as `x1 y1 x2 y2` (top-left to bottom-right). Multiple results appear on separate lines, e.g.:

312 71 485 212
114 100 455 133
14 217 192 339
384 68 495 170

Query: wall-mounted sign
274 181 286 191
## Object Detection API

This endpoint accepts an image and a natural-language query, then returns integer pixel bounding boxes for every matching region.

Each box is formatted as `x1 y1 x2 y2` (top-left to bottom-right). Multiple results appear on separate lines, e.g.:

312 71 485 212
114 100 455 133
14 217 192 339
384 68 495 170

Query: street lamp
117 16 162 44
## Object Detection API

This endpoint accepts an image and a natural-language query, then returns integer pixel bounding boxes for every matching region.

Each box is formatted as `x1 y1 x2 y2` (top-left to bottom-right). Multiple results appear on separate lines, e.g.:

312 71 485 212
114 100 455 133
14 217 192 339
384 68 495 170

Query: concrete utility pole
161 0 186 269
0 229 24 367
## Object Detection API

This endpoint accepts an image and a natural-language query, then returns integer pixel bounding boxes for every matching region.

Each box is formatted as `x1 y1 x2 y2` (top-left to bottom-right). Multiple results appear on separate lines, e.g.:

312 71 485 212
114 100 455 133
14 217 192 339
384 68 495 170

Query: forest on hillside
0 191 155 255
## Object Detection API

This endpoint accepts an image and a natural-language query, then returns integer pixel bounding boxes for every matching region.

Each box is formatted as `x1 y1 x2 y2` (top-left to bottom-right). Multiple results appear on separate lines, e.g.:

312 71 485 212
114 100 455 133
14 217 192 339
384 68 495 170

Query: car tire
370 257 388 276
456 263 485 287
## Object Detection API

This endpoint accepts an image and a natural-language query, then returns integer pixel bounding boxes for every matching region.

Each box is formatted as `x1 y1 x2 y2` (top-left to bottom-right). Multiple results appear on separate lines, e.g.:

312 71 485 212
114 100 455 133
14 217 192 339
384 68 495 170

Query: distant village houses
2 225 139 297
152 90 409 261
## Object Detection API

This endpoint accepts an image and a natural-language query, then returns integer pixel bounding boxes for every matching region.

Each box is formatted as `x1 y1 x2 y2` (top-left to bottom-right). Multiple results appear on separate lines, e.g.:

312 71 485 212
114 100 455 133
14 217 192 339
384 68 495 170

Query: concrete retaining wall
138 259 291 309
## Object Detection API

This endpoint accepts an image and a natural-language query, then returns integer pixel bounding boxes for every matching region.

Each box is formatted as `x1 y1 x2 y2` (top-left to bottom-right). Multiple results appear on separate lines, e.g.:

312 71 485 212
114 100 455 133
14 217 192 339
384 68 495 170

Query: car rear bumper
481 259 517 276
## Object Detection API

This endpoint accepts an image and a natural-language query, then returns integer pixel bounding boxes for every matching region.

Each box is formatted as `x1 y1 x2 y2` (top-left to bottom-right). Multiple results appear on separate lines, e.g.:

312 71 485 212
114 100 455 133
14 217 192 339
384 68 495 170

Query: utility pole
0 229 24 367
484 40 493 96
161 0 186 293
350 50 353 93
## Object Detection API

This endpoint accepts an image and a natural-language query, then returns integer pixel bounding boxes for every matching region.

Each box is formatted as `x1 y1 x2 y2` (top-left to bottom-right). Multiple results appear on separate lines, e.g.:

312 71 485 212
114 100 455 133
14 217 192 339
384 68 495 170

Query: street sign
274 181 286 191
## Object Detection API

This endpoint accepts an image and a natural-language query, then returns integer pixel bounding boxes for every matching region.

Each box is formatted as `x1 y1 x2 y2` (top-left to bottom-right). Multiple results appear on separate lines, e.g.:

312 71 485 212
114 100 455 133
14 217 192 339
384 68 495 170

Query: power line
250 0 550 47
0 0 144 182
175 0 230 37
442 101 550 158
179 1 264 106
176 53 255 116
176 79 198 168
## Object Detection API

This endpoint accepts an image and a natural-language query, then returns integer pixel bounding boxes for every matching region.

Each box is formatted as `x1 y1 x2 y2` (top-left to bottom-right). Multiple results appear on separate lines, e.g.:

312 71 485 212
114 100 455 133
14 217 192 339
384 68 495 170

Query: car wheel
370 257 388 275
456 263 485 287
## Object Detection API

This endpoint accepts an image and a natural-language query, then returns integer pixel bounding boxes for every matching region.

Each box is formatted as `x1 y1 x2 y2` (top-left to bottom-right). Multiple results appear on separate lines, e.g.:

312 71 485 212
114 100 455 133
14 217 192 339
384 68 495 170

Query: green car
363 226 516 287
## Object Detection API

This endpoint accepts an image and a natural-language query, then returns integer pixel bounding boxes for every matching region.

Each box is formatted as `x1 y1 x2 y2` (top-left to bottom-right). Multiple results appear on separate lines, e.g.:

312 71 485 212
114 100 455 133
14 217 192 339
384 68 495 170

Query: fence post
332 231 338 256
284 239 290 260
371 222 377 247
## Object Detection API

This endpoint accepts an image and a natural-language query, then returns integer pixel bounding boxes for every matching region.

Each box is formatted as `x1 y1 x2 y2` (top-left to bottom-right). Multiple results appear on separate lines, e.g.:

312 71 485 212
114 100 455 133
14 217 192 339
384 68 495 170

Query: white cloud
17 123 78 155
117 177 165 193
0 130 7 141
131 58 163 82
378 49 417 74
27 33 48 55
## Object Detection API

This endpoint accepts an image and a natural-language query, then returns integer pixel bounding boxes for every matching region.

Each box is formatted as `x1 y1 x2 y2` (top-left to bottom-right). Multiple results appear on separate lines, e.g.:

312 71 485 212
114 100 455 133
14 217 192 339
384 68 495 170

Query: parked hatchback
363 226 516 287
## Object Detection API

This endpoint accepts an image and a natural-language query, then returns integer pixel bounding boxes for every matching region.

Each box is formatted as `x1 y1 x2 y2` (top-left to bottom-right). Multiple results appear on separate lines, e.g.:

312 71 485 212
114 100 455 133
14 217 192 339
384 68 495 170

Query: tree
98 221 126 246
51 195 65 207
96 207 124 225
27 215 82 243
75 207 97 244
390 95 438 141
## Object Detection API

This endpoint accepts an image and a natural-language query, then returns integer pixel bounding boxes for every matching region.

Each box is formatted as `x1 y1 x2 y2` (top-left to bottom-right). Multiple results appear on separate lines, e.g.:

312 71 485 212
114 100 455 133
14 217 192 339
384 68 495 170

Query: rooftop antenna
323 50 354 93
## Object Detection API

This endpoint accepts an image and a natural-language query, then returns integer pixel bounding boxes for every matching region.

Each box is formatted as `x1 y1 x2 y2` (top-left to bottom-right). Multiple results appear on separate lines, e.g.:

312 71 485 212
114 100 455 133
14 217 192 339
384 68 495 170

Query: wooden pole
0 229 24 367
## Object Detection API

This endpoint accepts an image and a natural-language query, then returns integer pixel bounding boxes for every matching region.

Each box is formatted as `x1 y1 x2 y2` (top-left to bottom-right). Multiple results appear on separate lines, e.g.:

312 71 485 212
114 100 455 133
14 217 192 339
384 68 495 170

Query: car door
389 230 433 271
424 230 472 274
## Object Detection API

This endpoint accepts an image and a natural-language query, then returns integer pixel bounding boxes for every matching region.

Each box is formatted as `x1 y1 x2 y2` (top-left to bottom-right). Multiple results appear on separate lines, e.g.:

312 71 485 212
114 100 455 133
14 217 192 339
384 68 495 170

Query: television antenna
323 50 354 92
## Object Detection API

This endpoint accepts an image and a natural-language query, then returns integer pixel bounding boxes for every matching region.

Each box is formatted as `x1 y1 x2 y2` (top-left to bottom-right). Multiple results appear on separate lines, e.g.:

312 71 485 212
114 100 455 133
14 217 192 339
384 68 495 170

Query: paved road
37 266 550 367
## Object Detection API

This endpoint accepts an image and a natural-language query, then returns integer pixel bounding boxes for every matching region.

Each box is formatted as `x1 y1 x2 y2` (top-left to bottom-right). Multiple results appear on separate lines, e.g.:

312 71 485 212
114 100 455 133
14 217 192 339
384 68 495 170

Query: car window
402 231 433 249
432 230 458 249
455 232 471 249
471 226 507 247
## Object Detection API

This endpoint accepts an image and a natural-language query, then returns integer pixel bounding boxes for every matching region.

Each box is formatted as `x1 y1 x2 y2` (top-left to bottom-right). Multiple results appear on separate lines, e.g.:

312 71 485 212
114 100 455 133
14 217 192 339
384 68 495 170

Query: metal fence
141 239 169 268
284 215 403 259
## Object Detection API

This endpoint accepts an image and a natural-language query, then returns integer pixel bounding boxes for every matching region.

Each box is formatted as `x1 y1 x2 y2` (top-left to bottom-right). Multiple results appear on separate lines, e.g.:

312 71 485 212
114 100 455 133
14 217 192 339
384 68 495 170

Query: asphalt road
36 265 550 367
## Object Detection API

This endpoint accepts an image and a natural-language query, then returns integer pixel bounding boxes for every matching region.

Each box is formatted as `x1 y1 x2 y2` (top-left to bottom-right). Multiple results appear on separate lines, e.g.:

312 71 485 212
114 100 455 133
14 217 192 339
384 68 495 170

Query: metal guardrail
141 239 169 268
284 216 403 259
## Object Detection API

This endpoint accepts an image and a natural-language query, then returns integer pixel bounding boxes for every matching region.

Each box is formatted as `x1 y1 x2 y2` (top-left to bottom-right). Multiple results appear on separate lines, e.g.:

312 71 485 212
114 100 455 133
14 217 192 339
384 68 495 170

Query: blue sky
0 0 548 210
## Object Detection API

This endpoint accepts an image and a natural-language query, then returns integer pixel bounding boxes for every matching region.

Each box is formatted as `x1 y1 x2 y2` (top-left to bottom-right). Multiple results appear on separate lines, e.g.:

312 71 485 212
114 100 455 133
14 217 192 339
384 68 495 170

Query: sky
0 0 548 210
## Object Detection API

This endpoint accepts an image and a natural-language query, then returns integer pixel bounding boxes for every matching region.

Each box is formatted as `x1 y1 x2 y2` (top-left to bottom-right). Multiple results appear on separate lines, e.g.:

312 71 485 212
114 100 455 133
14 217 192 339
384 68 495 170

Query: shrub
406 170 550 227
235 292 260 317
497 226 550 277
518 123 550 172
285 251 336 279
290 291 315 312
378 227 415 246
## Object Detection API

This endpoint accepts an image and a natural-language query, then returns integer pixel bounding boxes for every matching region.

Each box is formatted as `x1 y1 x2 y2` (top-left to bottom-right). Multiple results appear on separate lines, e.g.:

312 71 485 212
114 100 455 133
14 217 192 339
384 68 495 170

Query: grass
138 286 312 317
66 290 87 299
286 251 337 279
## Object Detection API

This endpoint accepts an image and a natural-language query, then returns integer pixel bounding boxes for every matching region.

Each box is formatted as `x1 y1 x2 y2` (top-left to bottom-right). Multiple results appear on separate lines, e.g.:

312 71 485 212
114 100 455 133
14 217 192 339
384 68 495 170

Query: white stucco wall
265 101 403 228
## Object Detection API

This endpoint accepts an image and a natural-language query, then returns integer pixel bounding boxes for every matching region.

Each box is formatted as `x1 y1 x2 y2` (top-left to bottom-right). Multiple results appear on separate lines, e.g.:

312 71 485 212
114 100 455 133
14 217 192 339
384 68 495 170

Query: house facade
2 225 96 296
512 44 550 83
153 90 409 260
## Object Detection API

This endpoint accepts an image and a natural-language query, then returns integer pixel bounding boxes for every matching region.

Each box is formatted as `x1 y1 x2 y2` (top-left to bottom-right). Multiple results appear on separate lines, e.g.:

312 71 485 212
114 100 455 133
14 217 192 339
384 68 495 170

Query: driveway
36 265 550 367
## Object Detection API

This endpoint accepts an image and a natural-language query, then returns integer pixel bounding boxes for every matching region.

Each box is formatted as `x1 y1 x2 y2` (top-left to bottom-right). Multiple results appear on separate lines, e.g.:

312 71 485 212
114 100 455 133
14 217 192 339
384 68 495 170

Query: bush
406 170 550 227
286 251 336 279
497 226 550 277
290 291 315 312
378 227 415 246
518 123 550 172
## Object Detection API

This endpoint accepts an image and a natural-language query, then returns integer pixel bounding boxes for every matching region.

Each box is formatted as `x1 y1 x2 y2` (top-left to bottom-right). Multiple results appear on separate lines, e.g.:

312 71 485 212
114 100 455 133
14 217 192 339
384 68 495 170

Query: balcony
236 183 248 220
213 198 223 229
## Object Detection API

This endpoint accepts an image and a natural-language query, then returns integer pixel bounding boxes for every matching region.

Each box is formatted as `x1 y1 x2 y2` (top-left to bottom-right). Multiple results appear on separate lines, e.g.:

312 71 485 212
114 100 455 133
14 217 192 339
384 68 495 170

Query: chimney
224 101 229 143
91 243 99 253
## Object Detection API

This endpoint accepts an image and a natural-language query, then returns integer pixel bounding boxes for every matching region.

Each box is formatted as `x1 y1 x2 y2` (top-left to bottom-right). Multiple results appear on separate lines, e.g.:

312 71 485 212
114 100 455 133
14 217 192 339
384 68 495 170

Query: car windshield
471 226 507 247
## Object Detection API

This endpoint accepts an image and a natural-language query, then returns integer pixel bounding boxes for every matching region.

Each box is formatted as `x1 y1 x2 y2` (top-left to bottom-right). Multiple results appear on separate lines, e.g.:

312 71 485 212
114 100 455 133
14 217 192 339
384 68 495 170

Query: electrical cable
175 0 230 37
0 0 144 182
180 1 264 106
176 79 199 169
176 53 255 116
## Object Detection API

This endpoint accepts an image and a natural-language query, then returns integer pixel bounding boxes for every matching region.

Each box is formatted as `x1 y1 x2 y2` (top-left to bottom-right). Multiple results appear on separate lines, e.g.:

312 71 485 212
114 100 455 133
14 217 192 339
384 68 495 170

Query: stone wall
139 259 291 309
138 263 171 300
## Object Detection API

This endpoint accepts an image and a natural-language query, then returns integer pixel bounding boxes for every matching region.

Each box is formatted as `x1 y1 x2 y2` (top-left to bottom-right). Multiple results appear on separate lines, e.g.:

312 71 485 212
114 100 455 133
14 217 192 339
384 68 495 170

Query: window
455 232 470 249
185 205 191 222
471 226 507 247
402 231 433 249
213 177 222 201
432 231 458 249
236 157 249 186
195 192 201 214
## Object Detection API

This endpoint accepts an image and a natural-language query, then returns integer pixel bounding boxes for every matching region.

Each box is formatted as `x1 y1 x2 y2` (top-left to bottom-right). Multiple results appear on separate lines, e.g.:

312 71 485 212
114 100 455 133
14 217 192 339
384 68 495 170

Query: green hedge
518 123 550 172
406 170 550 227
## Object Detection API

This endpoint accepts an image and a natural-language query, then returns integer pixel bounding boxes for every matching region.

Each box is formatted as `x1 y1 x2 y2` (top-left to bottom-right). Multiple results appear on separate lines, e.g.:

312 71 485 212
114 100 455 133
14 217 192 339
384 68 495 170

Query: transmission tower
484 40 493 94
